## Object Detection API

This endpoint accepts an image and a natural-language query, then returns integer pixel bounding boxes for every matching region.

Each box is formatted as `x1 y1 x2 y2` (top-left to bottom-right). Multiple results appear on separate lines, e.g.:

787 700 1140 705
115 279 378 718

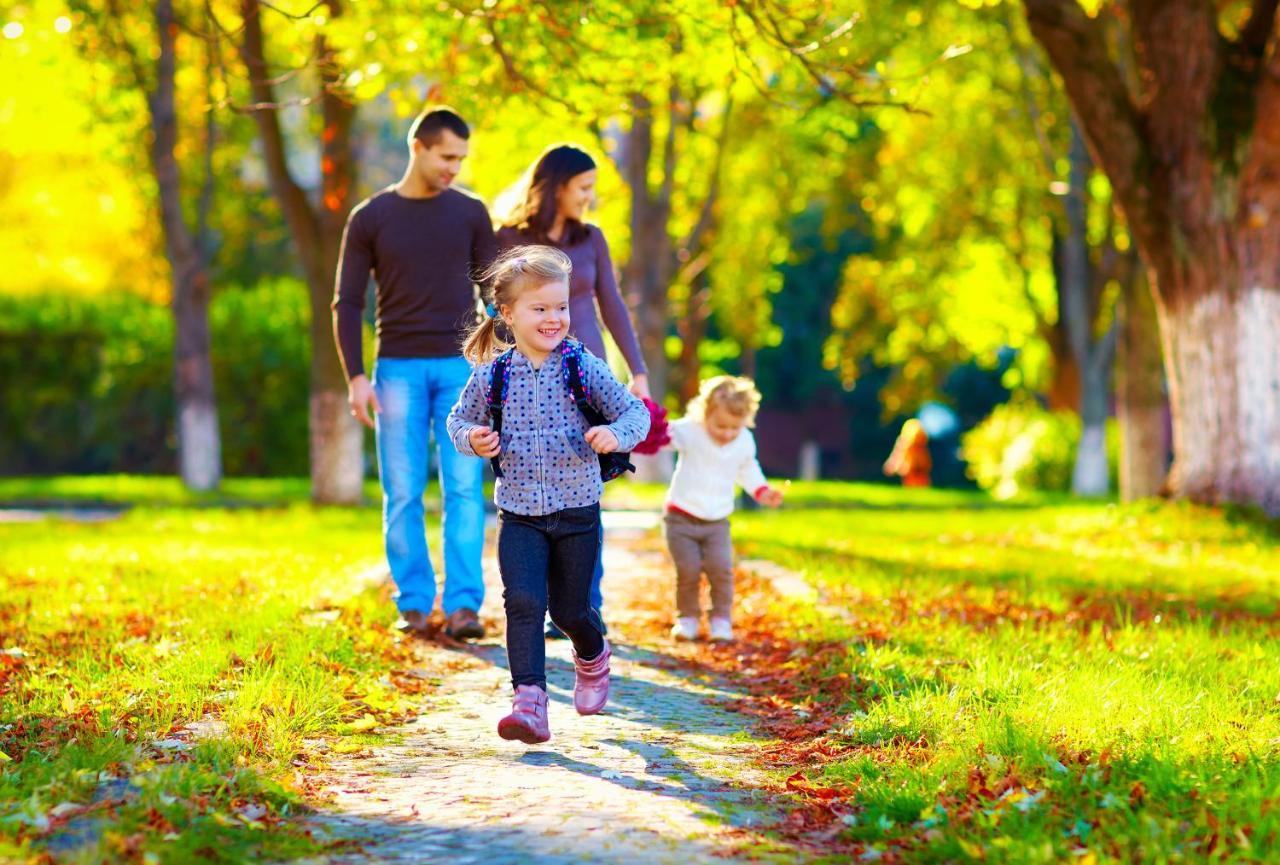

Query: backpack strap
486 350 514 478
560 341 635 481
560 341 609 427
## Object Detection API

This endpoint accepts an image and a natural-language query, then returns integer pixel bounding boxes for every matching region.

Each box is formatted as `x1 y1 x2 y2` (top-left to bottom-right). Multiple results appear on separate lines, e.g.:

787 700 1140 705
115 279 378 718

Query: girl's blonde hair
687 375 762 427
463 244 572 363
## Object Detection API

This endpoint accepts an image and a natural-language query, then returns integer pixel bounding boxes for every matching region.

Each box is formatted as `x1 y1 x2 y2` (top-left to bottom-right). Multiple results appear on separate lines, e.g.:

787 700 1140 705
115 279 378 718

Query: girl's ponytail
462 314 507 364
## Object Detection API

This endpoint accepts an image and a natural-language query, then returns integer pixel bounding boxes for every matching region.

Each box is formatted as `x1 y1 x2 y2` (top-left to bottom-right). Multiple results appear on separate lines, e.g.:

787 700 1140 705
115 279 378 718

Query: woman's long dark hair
501 144 596 246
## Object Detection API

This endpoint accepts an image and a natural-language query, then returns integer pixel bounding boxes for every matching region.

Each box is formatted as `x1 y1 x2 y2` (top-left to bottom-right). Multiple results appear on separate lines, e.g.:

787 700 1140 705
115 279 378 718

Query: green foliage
208 279 311 476
825 3 1068 410
961 396 1117 497
0 294 172 474
0 280 317 476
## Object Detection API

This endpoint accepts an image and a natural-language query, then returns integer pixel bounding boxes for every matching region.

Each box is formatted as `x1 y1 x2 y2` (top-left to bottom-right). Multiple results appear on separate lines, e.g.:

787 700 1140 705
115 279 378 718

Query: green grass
9 476 1278 862
0 475 381 508
732 483 1280 863
0 482 433 863
0 473 673 862
0 474 666 510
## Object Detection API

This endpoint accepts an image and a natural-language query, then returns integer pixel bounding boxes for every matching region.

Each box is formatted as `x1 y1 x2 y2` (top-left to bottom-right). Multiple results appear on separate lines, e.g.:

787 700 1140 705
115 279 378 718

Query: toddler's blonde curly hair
687 375 762 427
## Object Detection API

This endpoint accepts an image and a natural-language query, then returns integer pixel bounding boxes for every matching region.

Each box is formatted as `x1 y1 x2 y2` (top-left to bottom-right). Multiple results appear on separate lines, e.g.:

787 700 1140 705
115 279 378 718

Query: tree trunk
674 275 711 405
240 0 362 503
1072 341 1112 496
1023 0 1280 513
620 91 678 483
1116 275 1168 500
309 23 363 504
675 315 705 405
1156 277 1280 513
151 0 221 491
1045 324 1081 412
1059 121 1111 497
620 91 676 406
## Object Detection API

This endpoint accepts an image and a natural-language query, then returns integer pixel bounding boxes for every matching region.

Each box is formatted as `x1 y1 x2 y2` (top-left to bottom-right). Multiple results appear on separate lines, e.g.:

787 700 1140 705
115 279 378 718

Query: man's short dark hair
410 108 470 147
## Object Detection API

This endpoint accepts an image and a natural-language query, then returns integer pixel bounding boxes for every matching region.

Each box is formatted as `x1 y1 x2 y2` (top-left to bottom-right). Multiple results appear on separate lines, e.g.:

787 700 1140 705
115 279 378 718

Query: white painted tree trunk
310 390 364 505
799 440 821 481
178 399 221 492
1160 286 1280 514
1072 423 1109 497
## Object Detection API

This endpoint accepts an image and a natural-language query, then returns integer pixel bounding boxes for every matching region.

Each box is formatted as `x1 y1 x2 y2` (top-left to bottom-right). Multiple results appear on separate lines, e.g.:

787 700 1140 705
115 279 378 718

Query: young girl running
446 245 650 744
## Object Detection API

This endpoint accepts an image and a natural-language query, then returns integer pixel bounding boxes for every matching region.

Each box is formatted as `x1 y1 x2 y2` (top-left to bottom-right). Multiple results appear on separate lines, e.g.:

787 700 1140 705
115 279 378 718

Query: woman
495 143 650 637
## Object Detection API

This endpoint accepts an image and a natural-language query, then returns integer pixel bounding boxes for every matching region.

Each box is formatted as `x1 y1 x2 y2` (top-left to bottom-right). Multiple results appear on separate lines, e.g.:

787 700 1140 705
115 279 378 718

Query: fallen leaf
348 715 378 733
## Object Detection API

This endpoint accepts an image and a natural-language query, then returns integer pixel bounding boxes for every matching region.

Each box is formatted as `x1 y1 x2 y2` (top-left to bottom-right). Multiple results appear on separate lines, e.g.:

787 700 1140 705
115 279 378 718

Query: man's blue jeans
374 356 485 616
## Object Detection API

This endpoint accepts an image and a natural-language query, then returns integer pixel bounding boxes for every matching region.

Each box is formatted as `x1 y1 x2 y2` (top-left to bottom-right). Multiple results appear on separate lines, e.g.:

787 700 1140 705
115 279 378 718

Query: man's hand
628 373 651 401
756 486 784 508
585 426 619 454
469 426 501 458
347 375 381 429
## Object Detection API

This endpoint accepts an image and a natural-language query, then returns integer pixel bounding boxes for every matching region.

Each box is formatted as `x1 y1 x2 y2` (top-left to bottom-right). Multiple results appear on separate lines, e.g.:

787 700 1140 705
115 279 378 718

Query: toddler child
663 375 783 642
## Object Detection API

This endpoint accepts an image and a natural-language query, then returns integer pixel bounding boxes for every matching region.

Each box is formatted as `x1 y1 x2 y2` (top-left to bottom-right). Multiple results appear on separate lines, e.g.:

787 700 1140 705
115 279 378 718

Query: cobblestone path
302 511 801 864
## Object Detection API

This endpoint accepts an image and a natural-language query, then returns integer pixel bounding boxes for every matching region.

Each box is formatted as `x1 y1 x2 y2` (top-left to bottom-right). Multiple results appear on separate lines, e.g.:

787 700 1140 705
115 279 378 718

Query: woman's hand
628 373 651 401
585 426 620 453
469 426 501 458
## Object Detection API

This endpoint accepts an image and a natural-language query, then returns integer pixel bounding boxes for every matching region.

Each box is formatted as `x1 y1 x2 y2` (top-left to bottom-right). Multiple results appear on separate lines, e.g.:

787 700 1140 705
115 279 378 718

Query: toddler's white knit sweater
665 418 770 521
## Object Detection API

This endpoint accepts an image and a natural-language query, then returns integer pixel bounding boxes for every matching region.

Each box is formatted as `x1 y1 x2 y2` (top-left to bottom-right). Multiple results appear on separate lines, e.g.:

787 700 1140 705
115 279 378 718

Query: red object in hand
632 398 671 455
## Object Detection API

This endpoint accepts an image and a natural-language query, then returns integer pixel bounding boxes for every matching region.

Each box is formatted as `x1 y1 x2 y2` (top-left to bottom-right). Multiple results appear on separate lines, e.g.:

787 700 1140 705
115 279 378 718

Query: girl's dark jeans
498 504 606 690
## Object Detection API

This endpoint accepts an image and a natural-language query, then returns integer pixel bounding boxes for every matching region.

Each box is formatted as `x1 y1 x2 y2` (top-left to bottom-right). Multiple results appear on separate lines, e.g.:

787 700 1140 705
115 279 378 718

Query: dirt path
301 511 804 864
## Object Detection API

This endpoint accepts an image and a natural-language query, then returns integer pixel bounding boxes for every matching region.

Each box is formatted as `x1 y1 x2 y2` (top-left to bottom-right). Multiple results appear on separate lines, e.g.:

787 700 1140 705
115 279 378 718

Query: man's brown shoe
395 610 434 636
445 607 485 641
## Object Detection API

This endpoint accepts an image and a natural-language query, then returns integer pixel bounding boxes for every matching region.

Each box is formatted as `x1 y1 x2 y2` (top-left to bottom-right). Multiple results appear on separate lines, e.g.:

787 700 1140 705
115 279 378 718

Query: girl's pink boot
498 684 550 744
572 639 612 715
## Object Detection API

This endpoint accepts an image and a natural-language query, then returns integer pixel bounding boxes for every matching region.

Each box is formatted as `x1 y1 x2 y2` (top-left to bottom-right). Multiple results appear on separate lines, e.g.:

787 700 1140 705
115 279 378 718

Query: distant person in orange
884 418 932 487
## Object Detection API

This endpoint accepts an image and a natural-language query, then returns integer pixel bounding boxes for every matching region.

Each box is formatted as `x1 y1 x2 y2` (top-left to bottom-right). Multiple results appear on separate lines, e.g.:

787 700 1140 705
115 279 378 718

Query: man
332 107 496 640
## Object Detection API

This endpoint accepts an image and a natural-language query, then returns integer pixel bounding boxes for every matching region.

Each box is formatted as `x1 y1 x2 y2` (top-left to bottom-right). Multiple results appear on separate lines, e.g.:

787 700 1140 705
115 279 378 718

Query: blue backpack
486 340 635 483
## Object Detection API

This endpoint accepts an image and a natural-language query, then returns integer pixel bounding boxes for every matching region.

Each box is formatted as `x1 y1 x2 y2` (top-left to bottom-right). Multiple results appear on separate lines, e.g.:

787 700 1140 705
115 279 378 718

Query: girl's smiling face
502 278 571 365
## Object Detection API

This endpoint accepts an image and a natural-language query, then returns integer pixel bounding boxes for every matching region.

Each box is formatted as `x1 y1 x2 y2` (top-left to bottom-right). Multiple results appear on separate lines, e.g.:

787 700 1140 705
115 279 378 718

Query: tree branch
485 17 580 116
197 14 218 267
259 0 326 20
680 94 734 257
656 82 680 215
238 0 320 249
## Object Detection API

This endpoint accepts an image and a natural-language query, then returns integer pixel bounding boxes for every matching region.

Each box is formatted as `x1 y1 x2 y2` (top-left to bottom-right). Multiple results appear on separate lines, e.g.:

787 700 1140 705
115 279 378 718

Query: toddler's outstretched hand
469 426 501 458
585 426 619 454
756 486 784 508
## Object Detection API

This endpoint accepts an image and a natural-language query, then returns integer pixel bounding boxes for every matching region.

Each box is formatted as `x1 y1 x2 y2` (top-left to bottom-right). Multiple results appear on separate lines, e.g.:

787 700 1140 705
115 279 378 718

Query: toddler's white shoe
671 617 699 641
709 617 734 642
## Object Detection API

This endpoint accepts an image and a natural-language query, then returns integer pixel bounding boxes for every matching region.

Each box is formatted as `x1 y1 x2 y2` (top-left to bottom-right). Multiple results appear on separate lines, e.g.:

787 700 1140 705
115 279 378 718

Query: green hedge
0 280 313 476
